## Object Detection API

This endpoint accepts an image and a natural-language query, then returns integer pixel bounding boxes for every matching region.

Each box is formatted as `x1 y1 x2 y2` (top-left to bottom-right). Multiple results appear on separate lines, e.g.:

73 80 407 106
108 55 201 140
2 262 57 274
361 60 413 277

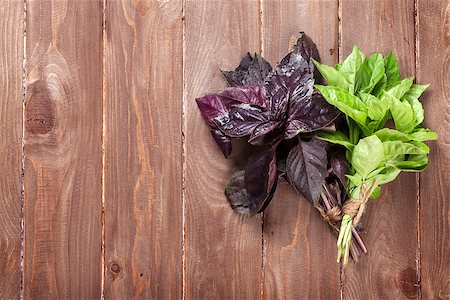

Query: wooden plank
340 1 419 299
417 1 450 298
0 1 23 299
23 1 103 298
261 1 340 299
184 1 262 298
103 0 183 298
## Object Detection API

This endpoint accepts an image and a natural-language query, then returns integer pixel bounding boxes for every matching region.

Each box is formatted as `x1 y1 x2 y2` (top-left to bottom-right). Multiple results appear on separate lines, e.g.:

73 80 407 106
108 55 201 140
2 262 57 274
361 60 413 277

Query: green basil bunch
313 46 437 264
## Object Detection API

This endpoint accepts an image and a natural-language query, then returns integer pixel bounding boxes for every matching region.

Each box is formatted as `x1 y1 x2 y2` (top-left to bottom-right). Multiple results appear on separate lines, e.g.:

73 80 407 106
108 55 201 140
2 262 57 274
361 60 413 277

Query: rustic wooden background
0 0 448 299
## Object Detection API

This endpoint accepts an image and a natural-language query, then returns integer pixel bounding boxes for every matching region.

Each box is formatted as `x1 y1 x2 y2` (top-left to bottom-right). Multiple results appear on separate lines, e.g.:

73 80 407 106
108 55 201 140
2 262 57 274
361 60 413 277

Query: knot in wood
25 89 56 134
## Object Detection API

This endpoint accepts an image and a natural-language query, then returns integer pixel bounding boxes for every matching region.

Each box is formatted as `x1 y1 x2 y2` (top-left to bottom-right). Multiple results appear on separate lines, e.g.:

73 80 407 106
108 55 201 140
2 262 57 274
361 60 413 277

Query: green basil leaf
383 141 428 163
394 154 429 171
340 46 365 94
374 128 437 142
384 92 415 133
313 59 350 91
352 135 384 179
370 186 381 199
372 73 387 97
384 52 401 84
373 167 401 185
315 85 368 126
360 92 389 123
347 117 360 145
346 174 362 186
385 77 414 99
356 53 385 94
349 185 361 200
409 128 438 141
410 141 430 153
403 83 429 99
402 84 429 126
317 131 354 151
375 128 411 141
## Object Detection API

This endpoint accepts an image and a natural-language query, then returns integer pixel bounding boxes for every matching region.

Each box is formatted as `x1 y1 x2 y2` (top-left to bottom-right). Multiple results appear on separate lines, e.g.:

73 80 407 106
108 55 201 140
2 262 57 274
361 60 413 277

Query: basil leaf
402 84 429 126
409 128 438 141
286 137 328 204
313 59 350 91
221 53 273 87
394 154 429 171
347 117 360 145
372 73 387 97
374 128 438 142
225 171 251 214
317 130 354 151
384 52 401 85
373 167 401 185
385 77 414 99
374 128 411 142
346 174 362 186
340 46 365 94
351 135 384 179
383 141 428 163
384 92 415 133
315 85 368 126
356 53 385 94
360 92 389 122
369 186 381 199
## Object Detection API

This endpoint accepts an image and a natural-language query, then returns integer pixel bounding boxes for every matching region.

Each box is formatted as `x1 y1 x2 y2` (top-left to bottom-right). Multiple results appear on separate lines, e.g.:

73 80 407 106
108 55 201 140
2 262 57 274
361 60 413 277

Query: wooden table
0 0 448 299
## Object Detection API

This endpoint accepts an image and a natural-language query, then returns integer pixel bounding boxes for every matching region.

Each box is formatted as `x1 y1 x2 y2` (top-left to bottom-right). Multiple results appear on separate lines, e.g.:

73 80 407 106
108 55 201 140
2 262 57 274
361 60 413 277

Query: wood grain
261 1 340 299
104 0 183 299
0 1 23 299
341 1 419 299
417 1 450 298
23 1 103 298
184 1 262 298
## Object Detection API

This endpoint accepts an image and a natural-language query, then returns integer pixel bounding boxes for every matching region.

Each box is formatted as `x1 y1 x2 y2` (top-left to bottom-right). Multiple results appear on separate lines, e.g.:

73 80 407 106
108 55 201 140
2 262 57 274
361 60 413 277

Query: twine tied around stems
321 180 378 226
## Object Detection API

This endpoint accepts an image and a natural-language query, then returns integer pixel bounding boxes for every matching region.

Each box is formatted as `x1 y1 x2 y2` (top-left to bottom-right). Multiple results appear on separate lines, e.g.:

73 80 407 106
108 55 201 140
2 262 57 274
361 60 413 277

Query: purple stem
352 227 368 254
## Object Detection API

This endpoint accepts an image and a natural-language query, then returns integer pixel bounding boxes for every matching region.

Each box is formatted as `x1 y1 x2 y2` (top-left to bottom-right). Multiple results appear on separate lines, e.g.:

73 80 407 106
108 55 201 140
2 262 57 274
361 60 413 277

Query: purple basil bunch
196 33 344 215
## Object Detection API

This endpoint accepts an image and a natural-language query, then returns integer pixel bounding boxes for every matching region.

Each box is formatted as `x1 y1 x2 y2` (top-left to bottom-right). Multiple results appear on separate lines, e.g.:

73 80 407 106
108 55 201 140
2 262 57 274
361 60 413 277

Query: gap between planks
182 0 187 299
258 1 265 299
413 0 422 297
101 0 107 299
20 0 27 299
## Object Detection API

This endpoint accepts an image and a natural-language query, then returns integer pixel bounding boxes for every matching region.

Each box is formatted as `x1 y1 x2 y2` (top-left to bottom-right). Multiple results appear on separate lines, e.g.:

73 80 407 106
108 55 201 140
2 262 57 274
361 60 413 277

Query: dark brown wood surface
417 1 450 298
103 0 183 298
23 1 103 298
0 0 447 299
0 1 23 299
261 1 340 299
341 1 420 299
184 1 263 298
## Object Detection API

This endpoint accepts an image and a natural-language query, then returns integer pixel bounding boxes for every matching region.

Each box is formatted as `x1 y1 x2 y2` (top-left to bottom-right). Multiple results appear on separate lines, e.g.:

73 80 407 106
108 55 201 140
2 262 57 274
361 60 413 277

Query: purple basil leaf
330 150 349 200
293 32 324 84
264 50 314 118
225 170 251 214
213 104 271 137
285 91 340 139
286 137 328 204
244 145 278 215
196 86 268 126
196 86 269 154
248 121 281 145
211 129 232 158
221 53 273 87
219 86 268 108
330 150 349 186
294 32 321 62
